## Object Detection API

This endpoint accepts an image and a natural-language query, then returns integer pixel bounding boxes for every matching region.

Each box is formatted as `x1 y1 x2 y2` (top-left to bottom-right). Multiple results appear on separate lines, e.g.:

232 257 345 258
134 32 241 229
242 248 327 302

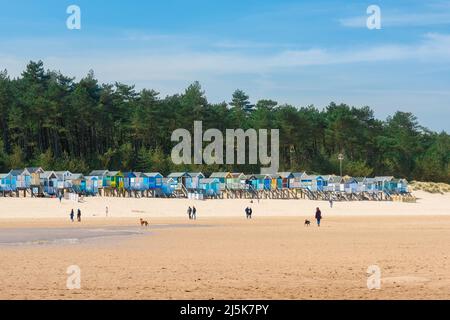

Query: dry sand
0 191 449 299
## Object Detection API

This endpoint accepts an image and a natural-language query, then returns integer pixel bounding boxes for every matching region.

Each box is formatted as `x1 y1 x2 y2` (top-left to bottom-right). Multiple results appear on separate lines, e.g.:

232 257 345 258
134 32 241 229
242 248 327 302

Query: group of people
245 207 253 219
187 206 197 220
69 209 82 222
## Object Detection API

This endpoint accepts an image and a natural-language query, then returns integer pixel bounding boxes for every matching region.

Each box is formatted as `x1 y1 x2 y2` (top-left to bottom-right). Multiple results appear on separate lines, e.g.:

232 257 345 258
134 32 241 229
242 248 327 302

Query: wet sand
0 224 210 246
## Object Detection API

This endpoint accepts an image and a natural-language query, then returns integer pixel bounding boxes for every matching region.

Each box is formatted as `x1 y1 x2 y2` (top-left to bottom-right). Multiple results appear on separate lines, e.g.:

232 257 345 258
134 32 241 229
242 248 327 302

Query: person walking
77 208 81 222
106 206 109 217
70 209 74 222
187 206 192 220
315 207 322 227
192 206 197 220
59 193 63 203
329 199 333 208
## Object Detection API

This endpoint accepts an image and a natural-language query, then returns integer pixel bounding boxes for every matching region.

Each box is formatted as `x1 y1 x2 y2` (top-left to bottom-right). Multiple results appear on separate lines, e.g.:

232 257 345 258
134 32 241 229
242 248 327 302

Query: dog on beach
304 219 311 227
140 218 149 227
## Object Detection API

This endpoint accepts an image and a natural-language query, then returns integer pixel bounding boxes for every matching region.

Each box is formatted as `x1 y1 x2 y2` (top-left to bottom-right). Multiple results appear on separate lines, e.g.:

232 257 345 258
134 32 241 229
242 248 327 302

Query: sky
0 0 449 131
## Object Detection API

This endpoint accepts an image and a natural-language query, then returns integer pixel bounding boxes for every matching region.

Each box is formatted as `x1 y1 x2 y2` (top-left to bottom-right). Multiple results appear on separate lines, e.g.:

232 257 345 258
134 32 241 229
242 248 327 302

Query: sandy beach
0 191 449 300
0 191 448 220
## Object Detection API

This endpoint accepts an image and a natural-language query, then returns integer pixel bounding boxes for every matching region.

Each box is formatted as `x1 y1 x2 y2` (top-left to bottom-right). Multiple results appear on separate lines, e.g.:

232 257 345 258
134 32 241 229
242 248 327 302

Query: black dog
304 219 311 227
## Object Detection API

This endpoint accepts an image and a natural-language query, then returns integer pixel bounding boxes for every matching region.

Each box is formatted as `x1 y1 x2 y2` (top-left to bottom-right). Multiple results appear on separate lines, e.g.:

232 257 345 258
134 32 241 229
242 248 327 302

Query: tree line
0 61 448 182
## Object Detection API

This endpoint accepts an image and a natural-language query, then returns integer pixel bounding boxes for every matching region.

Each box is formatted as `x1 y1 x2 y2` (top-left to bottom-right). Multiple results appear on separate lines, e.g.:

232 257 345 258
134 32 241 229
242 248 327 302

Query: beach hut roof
210 172 231 178
85 176 98 180
278 172 293 178
354 177 366 183
55 171 72 180
132 172 145 178
54 170 71 175
343 177 358 183
123 172 136 178
89 170 109 176
144 172 163 178
25 167 44 174
168 172 189 178
189 172 205 178
374 176 394 182
364 178 376 183
66 173 84 180
301 174 317 180
106 171 122 177
0 173 11 179
9 169 28 176
254 174 271 179
162 177 175 183
292 172 307 178
200 178 219 184
41 171 58 179
328 176 343 183
231 172 245 178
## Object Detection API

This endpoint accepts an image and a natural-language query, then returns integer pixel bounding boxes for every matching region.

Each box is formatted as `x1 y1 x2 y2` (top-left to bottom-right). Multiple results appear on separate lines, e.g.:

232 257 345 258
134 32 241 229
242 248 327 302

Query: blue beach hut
161 177 177 195
210 172 232 190
243 174 258 190
89 170 109 189
123 172 137 190
85 176 99 194
40 171 58 195
168 172 191 188
0 172 14 191
291 172 306 189
132 172 148 191
187 172 205 190
145 172 163 189
9 169 31 189
198 178 221 196
278 172 294 189
55 171 72 189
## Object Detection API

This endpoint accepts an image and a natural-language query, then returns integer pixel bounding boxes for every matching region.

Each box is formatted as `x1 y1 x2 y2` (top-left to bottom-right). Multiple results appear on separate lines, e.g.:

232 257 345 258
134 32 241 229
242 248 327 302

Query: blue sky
0 0 449 131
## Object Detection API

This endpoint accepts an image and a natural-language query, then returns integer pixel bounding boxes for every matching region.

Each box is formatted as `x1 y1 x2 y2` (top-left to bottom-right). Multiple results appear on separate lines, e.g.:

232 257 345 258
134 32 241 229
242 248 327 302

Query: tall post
338 153 344 177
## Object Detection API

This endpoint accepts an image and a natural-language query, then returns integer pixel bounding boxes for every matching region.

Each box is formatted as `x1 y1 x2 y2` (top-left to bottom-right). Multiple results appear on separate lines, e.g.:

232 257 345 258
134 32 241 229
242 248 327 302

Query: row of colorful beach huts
0 167 410 201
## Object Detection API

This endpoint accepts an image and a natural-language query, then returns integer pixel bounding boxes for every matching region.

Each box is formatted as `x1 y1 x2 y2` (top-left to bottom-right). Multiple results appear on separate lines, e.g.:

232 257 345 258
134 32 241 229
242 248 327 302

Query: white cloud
2 33 450 83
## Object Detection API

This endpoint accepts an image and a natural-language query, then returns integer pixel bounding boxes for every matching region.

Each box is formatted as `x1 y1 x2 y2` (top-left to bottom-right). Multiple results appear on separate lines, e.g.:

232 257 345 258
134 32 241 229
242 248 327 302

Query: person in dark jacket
187 206 192 220
70 209 74 222
315 207 322 227
77 209 81 222
192 206 197 220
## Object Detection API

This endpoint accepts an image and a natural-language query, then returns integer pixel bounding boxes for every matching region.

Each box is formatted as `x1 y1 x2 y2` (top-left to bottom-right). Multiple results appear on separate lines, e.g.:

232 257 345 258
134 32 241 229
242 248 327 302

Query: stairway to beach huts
301 188 317 200
247 185 259 200
383 189 392 201
152 188 169 198
172 183 188 198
